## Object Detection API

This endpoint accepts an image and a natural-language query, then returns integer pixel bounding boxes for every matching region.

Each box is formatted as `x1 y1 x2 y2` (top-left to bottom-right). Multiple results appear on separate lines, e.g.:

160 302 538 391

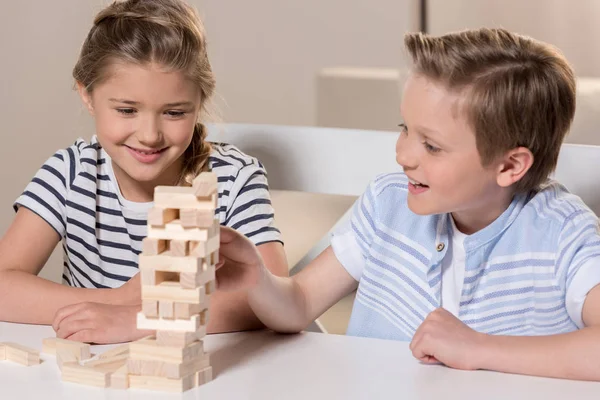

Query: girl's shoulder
208 142 264 172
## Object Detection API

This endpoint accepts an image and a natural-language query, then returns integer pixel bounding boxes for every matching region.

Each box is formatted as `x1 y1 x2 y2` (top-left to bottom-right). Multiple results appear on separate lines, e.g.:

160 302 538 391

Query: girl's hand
52 302 152 344
216 226 265 291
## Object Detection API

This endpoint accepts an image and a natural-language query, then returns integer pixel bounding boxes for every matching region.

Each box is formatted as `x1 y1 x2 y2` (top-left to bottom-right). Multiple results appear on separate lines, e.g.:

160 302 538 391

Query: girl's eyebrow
109 98 139 105
108 98 194 108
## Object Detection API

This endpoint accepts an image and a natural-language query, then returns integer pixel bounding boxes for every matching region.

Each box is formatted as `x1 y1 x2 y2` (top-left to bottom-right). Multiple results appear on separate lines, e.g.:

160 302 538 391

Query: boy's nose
395 133 418 170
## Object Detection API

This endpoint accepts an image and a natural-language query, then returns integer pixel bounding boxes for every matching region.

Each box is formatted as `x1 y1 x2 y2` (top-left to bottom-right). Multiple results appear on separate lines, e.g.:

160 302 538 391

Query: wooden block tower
127 172 219 392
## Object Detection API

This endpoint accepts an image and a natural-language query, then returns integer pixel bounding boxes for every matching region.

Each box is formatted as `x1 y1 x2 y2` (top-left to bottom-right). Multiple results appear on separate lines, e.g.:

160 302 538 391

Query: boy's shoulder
525 180 597 225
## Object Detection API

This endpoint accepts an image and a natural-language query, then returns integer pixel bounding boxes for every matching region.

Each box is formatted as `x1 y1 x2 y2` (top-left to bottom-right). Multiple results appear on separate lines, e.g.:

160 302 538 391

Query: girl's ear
76 82 95 116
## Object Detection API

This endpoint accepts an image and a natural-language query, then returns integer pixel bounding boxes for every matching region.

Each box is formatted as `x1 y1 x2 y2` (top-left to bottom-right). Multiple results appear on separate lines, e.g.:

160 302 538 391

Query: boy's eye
398 123 408 134
116 108 136 115
165 110 186 117
423 141 441 153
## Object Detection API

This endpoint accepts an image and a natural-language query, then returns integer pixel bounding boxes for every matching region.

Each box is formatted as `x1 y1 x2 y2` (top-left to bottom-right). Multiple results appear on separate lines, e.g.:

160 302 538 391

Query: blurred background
1 1 600 328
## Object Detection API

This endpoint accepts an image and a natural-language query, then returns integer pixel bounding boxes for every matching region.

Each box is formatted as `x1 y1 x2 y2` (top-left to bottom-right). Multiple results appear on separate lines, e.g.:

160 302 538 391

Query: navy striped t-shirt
14 136 282 289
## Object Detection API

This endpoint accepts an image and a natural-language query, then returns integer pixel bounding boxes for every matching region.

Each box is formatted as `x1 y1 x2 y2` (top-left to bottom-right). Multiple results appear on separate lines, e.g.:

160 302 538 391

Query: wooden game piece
142 238 167 255
148 207 179 227
50 339 91 360
136 312 201 332
0 343 5 360
139 252 209 273
147 221 212 241
83 354 128 372
128 373 196 393
154 186 217 209
142 300 159 318
192 172 217 197
180 209 214 228
173 302 206 320
61 363 110 388
141 281 206 304
189 234 220 258
195 365 213 386
155 329 206 347
109 364 129 389
179 265 215 289
129 338 203 363
159 301 175 319
98 344 129 359
205 279 217 295
141 269 180 286
128 354 210 379
3 342 41 366
169 239 189 257
57 348 78 370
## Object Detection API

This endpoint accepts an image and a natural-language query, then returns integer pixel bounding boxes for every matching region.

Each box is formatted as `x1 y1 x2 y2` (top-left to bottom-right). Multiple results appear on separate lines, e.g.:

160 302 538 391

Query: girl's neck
111 159 183 203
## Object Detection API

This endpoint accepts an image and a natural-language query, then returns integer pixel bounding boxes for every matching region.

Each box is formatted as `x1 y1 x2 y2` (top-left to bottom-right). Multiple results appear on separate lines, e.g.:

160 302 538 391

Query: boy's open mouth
408 178 429 188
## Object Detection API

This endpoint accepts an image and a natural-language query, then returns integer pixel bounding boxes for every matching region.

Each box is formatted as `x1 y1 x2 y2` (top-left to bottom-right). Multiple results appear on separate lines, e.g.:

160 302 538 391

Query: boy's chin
406 198 439 216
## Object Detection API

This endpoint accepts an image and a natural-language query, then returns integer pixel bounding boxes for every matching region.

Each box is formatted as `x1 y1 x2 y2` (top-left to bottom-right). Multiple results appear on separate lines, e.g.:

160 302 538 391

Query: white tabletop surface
1 322 599 400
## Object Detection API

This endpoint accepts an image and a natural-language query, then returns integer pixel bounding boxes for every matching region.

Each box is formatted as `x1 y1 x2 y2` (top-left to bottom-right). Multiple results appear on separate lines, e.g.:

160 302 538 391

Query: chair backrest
206 123 400 196
207 123 600 215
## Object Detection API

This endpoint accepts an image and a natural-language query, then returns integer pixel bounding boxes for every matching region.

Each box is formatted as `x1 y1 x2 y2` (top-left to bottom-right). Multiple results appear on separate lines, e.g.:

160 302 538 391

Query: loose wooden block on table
137 313 201 332
98 343 129 359
83 354 128 372
109 364 129 389
195 366 213 386
3 342 40 366
62 363 110 388
43 338 91 358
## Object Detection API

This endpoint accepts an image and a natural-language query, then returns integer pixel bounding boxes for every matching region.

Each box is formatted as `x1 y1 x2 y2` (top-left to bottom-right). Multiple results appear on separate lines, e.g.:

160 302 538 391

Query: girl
0 0 288 344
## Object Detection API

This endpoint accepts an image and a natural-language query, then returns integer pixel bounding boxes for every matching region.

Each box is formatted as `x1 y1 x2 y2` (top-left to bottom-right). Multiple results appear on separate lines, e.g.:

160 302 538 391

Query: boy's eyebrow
108 98 194 107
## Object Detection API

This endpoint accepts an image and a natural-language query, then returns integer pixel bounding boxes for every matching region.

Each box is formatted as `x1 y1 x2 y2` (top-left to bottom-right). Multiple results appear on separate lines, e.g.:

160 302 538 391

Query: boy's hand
216 226 265 291
410 308 488 370
52 302 152 344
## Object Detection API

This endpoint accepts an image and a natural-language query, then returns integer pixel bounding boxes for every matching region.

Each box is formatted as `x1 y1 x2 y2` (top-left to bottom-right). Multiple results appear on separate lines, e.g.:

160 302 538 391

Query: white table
1 322 598 400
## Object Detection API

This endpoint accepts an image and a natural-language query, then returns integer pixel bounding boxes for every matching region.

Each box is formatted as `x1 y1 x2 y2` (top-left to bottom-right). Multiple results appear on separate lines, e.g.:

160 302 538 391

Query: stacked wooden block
128 172 219 392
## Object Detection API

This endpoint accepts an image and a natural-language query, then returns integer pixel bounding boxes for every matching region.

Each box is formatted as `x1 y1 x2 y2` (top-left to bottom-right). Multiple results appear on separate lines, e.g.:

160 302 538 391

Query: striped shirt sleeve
224 162 282 246
13 150 71 238
560 211 600 328
330 180 378 281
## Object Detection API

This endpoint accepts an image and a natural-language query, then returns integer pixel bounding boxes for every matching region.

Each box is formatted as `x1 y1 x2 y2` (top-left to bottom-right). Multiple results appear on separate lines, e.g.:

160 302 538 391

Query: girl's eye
117 108 136 115
165 110 186 117
398 123 408 134
423 141 441 153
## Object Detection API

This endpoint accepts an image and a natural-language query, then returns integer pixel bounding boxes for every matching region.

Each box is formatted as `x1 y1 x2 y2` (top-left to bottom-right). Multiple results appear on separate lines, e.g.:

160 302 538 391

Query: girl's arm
0 208 135 324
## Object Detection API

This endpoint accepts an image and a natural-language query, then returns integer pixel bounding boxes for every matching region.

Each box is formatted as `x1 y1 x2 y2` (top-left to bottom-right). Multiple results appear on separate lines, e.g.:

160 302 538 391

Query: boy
217 28 600 380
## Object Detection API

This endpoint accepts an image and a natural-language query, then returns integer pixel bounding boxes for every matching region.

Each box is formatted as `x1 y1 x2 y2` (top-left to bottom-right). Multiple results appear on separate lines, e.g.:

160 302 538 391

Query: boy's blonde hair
73 0 215 186
404 28 576 192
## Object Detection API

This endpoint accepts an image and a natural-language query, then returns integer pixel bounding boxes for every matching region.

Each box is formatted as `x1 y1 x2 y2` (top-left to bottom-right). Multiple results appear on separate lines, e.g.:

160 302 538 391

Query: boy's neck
451 189 515 235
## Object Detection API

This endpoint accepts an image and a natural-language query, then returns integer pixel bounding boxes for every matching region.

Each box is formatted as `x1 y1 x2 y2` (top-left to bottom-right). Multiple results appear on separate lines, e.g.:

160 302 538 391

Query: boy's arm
0 208 135 324
410 285 600 381
218 226 358 333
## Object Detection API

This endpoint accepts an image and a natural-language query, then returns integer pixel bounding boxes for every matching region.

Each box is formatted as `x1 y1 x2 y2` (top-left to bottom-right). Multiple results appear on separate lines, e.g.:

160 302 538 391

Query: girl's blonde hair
73 0 216 185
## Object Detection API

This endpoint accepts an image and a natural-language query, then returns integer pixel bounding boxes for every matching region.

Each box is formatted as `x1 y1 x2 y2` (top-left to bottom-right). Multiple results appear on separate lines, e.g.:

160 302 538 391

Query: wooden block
155 329 206 347
192 172 218 197
109 364 129 389
139 252 208 273
41 337 88 356
4 342 40 366
142 300 158 318
0 343 5 360
189 234 220 258
205 279 217 295
55 340 91 362
98 344 129 359
154 186 217 209
62 363 109 388
180 209 214 228
129 338 203 363
195 365 213 386
142 237 167 255
137 312 200 332
128 354 210 379
159 301 175 319
147 221 212 242
129 373 196 393
210 249 219 265
173 302 207 320
141 269 180 286
169 239 189 256
142 281 206 304
180 265 215 289
57 348 78 370
148 207 179 227
82 354 128 372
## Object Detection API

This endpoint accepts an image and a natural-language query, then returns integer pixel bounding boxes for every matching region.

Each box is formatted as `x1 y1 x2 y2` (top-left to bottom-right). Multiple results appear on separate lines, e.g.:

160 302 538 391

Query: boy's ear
76 82 95 116
496 147 534 188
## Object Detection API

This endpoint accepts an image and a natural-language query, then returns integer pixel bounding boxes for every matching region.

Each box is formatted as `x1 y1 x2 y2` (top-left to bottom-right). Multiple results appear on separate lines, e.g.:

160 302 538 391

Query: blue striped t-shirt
14 136 282 289
331 172 600 341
